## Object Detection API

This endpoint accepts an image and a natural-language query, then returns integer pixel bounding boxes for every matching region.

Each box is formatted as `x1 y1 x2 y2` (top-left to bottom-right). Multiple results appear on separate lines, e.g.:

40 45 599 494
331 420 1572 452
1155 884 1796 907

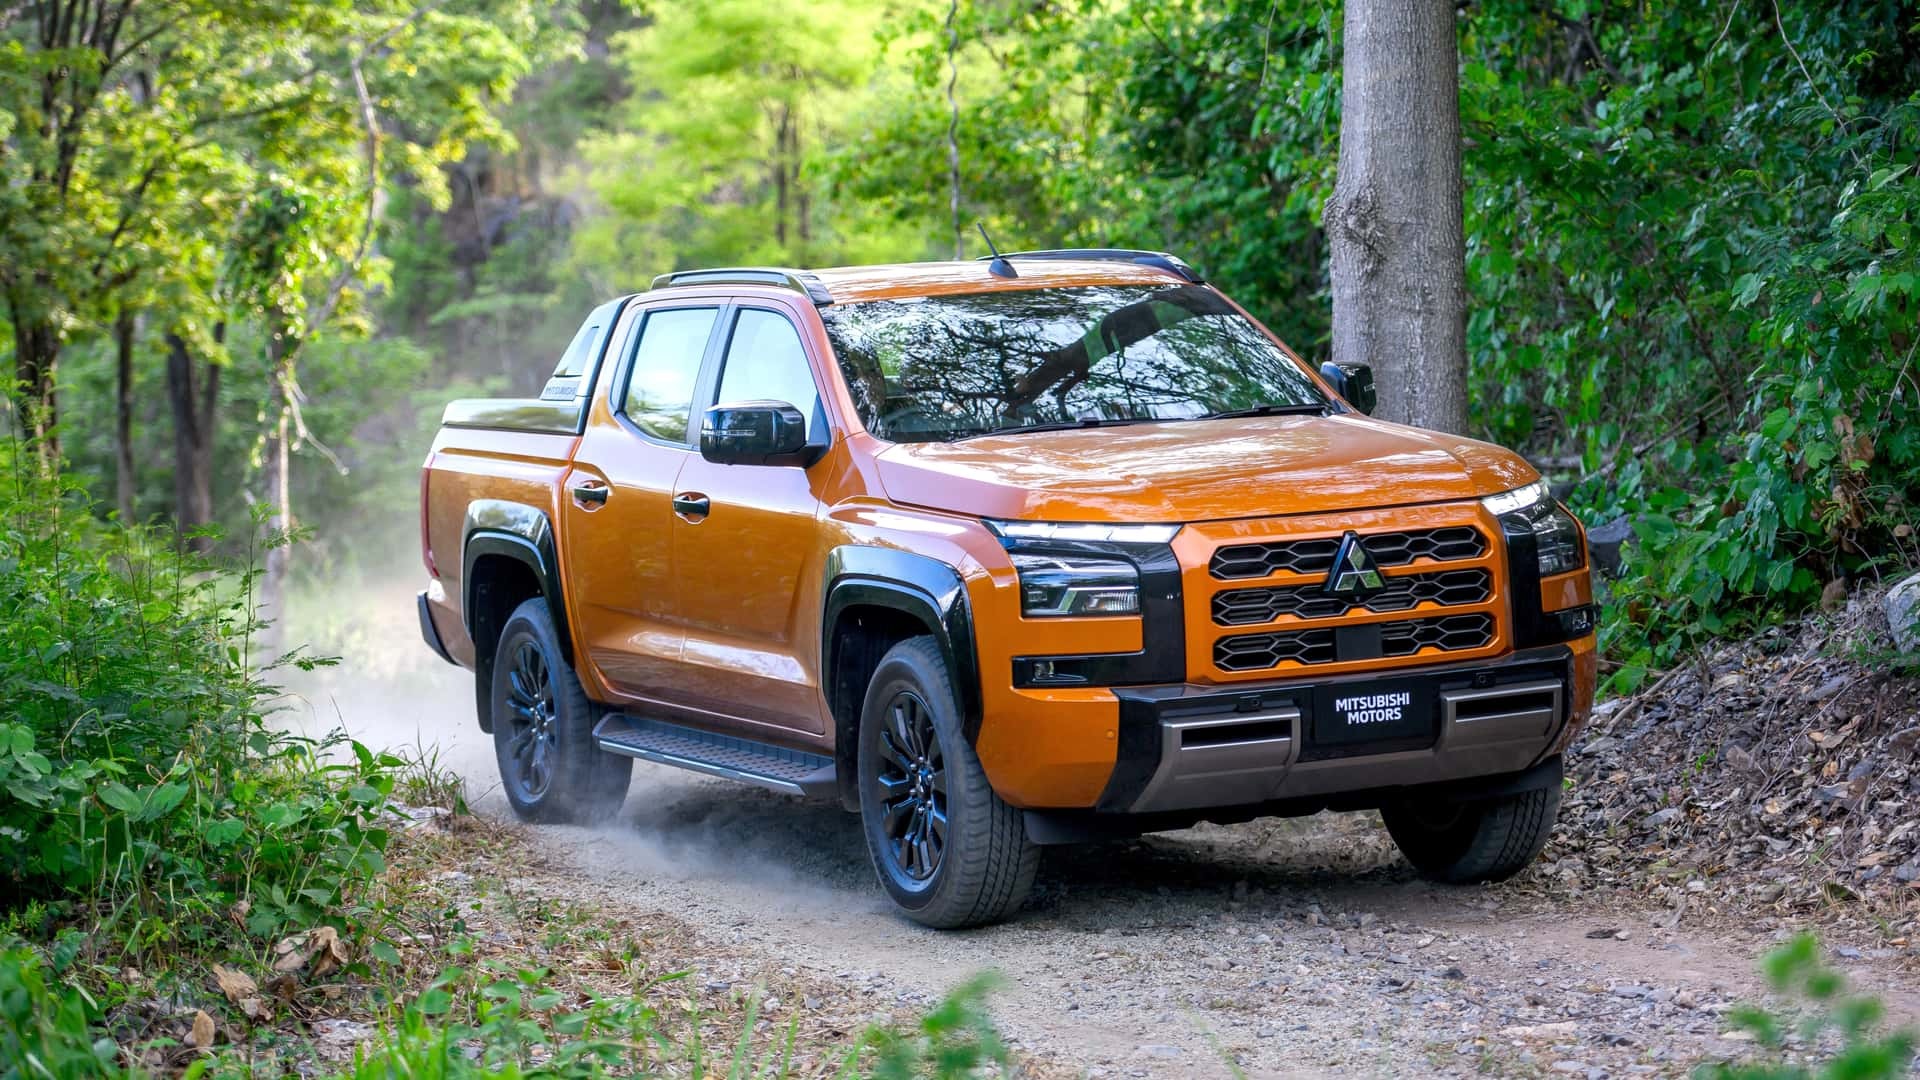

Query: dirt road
279 604 1920 1078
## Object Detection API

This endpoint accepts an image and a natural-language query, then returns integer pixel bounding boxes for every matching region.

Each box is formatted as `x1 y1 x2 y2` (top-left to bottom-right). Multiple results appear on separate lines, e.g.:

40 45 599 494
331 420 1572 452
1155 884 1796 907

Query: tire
1381 777 1560 884
857 636 1039 929
490 597 631 824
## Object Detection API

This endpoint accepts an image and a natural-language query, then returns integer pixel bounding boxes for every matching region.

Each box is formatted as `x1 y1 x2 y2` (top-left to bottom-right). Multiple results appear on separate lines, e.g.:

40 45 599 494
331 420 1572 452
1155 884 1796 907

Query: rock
1890 573 1920 654
1821 578 1848 612
1135 1044 1182 1059
1612 984 1650 998
1550 1061 1587 1074
1587 516 1634 577
1804 674 1851 702
1440 966 1467 980
1645 808 1682 828
1201 956 1232 971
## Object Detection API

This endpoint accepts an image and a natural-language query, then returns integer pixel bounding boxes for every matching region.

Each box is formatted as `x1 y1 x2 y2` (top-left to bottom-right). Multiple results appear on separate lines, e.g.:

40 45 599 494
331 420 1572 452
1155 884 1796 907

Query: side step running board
592 714 838 799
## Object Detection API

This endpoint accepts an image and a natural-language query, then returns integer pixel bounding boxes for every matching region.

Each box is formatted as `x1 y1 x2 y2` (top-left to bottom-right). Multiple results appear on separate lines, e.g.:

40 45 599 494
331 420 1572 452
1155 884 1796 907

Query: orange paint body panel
420 257 1599 817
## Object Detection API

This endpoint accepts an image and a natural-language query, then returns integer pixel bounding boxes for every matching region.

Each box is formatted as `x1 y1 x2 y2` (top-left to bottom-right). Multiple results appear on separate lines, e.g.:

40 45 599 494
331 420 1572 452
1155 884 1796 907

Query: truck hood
871 414 1537 524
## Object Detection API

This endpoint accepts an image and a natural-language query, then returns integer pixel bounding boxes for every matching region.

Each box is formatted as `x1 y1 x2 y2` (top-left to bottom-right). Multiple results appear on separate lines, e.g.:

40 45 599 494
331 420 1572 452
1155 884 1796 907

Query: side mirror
1319 361 1377 416
700 400 821 466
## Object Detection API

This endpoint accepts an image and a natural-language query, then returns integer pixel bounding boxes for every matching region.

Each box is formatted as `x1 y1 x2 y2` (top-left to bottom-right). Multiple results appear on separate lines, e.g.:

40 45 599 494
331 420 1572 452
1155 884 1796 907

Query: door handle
570 481 609 506
671 493 710 518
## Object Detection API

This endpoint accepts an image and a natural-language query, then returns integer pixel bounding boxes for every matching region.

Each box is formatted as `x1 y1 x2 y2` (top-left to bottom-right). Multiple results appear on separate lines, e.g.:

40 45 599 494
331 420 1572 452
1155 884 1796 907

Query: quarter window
717 309 821 436
624 307 719 442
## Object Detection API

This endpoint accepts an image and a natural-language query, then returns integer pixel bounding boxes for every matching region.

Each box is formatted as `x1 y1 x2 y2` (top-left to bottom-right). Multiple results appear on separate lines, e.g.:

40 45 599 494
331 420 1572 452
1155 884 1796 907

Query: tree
1325 0 1468 434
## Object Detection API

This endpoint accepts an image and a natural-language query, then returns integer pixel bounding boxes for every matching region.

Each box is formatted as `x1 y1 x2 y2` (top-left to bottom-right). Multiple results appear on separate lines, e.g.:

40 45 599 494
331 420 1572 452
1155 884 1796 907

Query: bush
0 438 403 953
1696 934 1917 1080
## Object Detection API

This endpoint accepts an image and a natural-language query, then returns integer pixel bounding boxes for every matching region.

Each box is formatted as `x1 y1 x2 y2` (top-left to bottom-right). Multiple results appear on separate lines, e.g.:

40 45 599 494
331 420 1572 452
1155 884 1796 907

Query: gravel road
280 599 1920 1078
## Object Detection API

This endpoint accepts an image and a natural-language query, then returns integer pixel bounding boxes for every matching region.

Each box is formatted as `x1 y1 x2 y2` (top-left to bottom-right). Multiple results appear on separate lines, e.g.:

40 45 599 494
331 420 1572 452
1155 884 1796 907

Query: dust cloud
270 573 872 911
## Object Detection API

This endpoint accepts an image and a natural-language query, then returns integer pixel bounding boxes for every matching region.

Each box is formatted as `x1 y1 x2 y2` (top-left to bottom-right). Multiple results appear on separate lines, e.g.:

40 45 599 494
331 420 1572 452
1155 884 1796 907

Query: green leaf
97 782 142 814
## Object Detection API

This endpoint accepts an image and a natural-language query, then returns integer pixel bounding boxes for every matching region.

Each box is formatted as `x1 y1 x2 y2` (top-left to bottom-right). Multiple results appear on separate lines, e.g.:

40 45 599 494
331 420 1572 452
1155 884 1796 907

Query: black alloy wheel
874 689 947 882
856 636 1039 929
489 597 631 823
502 638 558 802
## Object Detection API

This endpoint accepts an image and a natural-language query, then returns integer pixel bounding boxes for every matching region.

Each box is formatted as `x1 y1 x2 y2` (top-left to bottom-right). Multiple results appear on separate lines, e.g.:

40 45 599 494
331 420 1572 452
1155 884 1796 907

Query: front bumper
1097 644 1576 814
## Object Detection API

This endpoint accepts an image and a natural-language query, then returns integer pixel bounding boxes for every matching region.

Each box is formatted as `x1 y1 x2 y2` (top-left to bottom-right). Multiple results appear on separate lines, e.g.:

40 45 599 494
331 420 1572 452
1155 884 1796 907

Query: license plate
1312 678 1434 747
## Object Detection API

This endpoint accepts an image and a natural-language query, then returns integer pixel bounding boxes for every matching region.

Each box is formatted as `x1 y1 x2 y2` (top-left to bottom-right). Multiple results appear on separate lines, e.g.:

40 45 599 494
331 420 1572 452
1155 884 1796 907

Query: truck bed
419 413 580 667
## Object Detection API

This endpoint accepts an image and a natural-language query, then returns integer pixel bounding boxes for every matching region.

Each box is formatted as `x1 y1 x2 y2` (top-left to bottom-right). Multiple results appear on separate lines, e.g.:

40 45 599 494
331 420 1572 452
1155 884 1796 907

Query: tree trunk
165 326 220 552
10 311 61 465
113 307 137 522
1325 0 1468 434
256 319 298 655
773 103 791 250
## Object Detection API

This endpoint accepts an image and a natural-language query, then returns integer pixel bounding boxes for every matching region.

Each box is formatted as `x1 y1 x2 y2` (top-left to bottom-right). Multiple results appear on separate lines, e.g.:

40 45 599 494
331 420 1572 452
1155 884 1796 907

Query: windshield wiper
1196 402 1330 420
962 417 1160 440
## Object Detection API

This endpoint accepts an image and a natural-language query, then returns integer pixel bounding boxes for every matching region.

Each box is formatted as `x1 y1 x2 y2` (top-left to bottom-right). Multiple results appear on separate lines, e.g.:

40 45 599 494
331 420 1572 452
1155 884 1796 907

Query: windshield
819 284 1330 443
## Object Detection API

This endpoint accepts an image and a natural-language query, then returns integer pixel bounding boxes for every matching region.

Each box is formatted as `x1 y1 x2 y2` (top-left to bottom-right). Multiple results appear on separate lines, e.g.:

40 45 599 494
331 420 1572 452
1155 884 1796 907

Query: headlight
1481 482 1585 577
1008 552 1140 617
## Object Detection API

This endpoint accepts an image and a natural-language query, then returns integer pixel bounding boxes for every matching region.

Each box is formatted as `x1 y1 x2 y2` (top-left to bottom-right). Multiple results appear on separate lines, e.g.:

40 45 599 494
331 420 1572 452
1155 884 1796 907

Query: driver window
717 309 822 437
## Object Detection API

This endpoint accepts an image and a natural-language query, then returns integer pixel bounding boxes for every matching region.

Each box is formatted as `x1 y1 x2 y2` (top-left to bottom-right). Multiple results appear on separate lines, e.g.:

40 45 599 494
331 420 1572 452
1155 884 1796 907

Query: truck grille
1212 568 1492 625
1184 511 1506 680
1214 614 1496 672
1210 526 1486 580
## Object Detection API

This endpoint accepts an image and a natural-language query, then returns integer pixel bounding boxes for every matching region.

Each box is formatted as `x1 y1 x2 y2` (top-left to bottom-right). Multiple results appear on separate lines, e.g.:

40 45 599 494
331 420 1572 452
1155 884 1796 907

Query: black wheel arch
462 500 574 732
822 545 981 811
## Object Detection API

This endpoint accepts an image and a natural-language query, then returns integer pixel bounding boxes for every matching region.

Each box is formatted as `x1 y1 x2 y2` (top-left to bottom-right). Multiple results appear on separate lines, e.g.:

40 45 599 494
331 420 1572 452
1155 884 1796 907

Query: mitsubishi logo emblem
1324 532 1385 597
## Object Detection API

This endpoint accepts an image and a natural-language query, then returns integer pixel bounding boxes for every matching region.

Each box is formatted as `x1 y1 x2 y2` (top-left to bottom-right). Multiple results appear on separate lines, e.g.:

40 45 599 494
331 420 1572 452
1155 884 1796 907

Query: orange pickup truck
417 251 1596 928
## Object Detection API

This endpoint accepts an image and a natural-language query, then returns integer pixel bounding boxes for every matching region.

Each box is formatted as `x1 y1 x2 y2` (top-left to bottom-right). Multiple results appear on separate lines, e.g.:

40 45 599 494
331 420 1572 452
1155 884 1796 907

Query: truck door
560 302 721 706
668 303 831 736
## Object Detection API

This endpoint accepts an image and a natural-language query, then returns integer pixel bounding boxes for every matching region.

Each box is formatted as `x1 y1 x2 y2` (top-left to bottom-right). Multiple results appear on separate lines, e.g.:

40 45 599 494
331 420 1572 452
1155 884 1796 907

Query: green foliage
1694 934 1915 1080
0 947 126 1080
0 436 403 950
0 942 1009 1079
839 0 1920 679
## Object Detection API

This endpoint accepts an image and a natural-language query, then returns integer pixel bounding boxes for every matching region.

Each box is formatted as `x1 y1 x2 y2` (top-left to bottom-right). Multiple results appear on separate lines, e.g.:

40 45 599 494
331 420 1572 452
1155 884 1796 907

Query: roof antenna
977 223 1018 279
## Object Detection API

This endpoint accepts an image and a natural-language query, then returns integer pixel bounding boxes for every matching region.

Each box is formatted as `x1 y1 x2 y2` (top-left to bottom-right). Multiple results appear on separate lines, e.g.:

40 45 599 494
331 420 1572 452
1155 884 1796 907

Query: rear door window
623 307 719 443
716 309 823 438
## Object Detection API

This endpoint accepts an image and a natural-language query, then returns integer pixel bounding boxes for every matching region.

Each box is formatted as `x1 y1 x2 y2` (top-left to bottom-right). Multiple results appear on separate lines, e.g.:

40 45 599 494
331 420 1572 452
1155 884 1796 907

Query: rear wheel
491 597 631 823
857 637 1038 929
1381 776 1560 884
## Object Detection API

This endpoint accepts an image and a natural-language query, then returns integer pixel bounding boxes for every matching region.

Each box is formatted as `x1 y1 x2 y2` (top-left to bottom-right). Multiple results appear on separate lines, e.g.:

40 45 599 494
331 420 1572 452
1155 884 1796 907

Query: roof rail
977 248 1203 284
651 267 834 306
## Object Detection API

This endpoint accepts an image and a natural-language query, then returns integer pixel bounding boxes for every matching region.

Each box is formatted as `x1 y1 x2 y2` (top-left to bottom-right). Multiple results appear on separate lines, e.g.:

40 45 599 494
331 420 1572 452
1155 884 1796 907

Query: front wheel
1381 775 1560 884
857 637 1039 929
490 597 631 824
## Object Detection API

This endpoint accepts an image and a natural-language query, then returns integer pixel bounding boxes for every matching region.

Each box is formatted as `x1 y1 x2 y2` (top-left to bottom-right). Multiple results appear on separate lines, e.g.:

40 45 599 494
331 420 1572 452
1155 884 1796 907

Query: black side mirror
1319 361 1377 416
700 400 821 466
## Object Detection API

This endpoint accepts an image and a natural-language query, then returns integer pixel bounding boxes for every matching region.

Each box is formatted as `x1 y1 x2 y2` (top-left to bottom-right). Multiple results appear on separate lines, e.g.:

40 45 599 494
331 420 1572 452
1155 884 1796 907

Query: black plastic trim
1027 755 1566 844
461 500 571 666
1004 537 1184 689
416 590 457 666
1093 644 1576 812
822 546 982 803
1500 512 1598 648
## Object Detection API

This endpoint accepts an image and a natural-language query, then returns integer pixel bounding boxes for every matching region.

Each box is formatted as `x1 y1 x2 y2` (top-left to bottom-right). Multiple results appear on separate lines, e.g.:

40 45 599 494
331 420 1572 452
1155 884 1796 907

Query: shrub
0 438 403 953
1695 934 1917 1080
